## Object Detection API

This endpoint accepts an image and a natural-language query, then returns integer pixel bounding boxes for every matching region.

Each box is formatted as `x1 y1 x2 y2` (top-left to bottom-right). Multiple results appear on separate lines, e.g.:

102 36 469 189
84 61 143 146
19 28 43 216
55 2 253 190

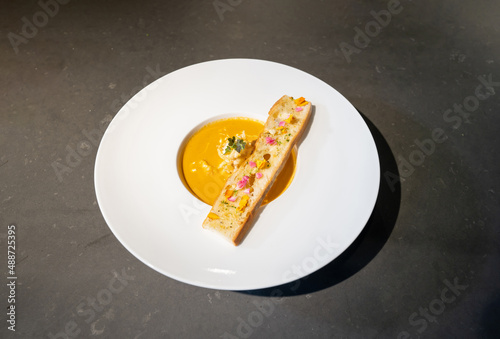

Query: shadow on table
480 296 500 337
240 110 401 297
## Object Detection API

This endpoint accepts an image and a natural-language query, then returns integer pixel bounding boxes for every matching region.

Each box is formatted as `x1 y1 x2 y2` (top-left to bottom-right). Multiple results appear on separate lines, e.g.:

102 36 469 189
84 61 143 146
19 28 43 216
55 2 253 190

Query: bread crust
202 95 312 245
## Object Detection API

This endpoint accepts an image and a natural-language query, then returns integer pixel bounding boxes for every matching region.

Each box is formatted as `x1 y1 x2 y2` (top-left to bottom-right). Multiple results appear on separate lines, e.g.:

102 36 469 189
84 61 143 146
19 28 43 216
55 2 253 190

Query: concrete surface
1 0 499 338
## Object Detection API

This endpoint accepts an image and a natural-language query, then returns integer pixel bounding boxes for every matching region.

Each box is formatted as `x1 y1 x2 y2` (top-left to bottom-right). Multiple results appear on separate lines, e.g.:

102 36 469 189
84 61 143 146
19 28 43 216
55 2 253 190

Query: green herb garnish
224 136 246 154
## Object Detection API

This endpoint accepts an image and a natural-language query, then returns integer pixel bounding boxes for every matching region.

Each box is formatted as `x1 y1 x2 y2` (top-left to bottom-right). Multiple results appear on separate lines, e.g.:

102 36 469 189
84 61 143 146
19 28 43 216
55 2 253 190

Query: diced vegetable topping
256 160 267 169
208 212 220 220
294 97 308 106
237 195 250 212
224 189 234 199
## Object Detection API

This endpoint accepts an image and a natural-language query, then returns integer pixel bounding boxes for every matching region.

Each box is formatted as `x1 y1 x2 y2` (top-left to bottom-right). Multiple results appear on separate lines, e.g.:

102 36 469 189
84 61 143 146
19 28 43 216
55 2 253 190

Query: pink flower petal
237 175 250 189
265 137 276 145
279 121 286 127
228 196 236 202
295 106 303 112
243 188 250 194
256 172 263 179
249 161 256 168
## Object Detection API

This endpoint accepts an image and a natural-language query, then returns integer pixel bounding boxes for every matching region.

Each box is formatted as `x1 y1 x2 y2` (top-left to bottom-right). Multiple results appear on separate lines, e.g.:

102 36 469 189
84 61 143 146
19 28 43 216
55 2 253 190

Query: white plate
94 59 379 290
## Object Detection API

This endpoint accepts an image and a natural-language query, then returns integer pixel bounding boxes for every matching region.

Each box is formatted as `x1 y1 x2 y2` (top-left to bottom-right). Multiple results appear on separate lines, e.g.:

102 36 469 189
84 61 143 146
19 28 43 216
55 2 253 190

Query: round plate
94 59 380 290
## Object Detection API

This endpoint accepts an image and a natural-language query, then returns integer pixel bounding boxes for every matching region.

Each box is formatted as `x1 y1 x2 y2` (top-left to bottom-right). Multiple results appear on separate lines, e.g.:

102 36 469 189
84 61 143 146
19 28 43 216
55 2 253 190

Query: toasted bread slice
202 95 312 245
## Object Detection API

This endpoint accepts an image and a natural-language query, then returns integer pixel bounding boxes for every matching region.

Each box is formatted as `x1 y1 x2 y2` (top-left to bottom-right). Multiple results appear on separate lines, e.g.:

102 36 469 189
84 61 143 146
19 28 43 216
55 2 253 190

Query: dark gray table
2 0 499 338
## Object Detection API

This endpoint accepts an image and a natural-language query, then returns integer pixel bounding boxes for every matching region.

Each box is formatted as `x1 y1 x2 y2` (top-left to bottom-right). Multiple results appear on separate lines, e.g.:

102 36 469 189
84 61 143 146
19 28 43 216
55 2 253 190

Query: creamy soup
181 117 296 206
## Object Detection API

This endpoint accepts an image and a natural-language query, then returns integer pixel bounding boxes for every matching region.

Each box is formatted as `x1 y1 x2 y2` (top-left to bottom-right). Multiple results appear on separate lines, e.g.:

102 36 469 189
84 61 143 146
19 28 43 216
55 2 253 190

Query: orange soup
181 117 296 205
